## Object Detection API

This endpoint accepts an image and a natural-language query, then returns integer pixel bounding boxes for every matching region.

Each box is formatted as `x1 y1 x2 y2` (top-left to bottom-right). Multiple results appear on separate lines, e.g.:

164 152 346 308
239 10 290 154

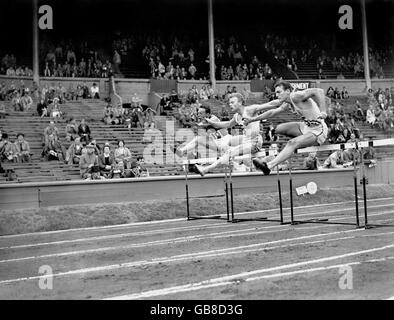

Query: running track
1 198 394 300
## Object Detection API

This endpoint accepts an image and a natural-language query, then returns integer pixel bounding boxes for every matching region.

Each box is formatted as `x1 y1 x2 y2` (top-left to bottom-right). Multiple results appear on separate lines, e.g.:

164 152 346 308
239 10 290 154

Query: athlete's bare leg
177 135 218 157
195 138 253 176
267 132 318 169
253 122 318 174
274 122 304 137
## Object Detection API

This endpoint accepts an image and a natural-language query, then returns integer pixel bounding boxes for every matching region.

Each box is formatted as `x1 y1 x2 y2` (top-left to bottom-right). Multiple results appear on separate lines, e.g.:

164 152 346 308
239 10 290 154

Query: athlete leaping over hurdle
192 92 275 176
243 80 328 175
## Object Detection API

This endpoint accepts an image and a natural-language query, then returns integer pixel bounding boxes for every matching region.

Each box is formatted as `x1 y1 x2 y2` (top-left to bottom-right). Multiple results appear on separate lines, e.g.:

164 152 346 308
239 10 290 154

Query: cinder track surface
1 198 394 300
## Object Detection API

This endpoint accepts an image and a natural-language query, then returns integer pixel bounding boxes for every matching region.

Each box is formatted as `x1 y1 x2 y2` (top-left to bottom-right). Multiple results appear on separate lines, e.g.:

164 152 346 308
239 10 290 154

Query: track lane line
2 203 393 250
1 197 393 239
103 246 394 300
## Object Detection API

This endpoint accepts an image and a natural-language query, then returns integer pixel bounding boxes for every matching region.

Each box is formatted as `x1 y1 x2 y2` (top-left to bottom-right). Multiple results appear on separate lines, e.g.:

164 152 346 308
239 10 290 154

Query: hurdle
182 148 285 223
182 161 227 221
296 138 394 229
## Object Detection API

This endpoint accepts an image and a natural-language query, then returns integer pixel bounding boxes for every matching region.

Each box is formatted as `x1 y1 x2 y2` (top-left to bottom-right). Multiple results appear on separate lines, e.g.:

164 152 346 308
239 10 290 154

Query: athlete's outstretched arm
243 104 288 126
245 99 283 115
290 88 327 116
205 115 237 129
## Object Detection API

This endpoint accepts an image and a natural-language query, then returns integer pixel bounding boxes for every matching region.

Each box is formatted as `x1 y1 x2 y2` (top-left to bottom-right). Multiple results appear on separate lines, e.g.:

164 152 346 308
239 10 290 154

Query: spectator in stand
341 87 349 99
0 102 5 118
206 85 215 99
366 105 376 126
11 91 22 111
42 134 64 161
333 87 341 99
156 94 170 115
0 133 16 162
79 143 100 180
78 118 91 143
20 89 33 112
14 133 31 163
353 100 365 121
363 145 377 167
37 97 48 118
112 50 121 75
114 140 132 170
199 86 209 101
66 118 79 140
303 152 320 170
98 144 115 179
322 150 350 168
0 83 6 101
90 83 100 99
128 156 149 178
143 106 156 130
178 103 196 128
188 63 197 79
102 103 113 124
43 121 59 147
66 136 84 164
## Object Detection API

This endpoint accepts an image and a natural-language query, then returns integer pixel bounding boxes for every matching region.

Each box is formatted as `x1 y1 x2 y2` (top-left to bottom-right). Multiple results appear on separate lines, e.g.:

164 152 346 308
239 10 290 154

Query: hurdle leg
353 151 360 228
229 159 235 223
224 167 230 222
277 165 284 224
184 162 191 221
288 159 295 225
360 150 370 229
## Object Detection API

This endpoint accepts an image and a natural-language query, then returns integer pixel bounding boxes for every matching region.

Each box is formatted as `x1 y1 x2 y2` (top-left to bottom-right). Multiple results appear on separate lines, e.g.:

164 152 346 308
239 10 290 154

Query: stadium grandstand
0 0 394 302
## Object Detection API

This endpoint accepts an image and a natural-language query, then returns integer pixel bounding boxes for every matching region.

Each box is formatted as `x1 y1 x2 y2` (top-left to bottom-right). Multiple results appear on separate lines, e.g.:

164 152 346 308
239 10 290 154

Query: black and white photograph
0 0 394 306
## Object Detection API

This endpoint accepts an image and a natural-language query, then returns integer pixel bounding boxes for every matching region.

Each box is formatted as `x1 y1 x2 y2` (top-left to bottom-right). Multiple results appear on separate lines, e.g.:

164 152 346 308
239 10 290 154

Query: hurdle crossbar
297 138 394 154
296 138 394 229
181 149 278 165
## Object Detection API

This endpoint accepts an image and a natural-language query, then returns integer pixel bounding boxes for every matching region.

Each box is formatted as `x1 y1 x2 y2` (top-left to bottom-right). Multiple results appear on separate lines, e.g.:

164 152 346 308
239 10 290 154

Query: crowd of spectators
364 87 394 131
102 94 156 131
0 54 34 77
41 39 113 78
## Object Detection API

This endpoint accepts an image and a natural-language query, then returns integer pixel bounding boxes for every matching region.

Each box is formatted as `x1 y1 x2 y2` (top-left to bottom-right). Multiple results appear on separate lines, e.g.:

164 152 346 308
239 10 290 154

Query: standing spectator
112 50 121 75
188 63 197 79
14 133 31 163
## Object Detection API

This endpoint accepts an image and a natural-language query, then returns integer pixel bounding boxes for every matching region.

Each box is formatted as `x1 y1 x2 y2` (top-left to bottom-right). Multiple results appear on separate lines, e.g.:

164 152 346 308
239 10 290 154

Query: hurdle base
187 215 224 221
290 218 329 225
364 223 394 229
289 219 360 227
231 217 269 223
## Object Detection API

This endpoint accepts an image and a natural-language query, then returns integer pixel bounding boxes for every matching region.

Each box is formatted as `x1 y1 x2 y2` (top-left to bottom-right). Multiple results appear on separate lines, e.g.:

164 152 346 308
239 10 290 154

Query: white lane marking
0 229 368 284
110 256 394 300
0 225 342 265
104 246 394 300
2 226 393 285
2 203 393 250
1 197 393 239
2 222 394 266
